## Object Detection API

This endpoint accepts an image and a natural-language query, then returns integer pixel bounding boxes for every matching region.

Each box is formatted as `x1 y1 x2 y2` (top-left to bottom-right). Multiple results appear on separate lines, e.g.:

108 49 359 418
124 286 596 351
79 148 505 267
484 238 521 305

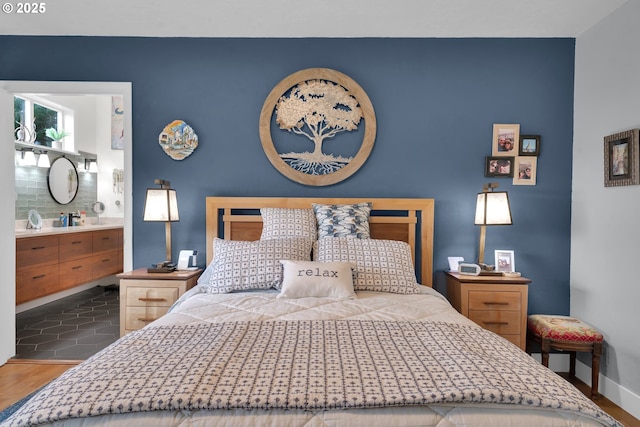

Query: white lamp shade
23 150 36 166
37 153 50 168
475 191 512 225
143 188 179 222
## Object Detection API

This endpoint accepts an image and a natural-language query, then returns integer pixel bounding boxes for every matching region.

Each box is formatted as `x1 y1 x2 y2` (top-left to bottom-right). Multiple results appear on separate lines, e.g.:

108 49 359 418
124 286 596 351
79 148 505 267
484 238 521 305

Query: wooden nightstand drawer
445 272 531 351
125 306 171 330
126 286 179 307
468 310 521 334
468 290 521 311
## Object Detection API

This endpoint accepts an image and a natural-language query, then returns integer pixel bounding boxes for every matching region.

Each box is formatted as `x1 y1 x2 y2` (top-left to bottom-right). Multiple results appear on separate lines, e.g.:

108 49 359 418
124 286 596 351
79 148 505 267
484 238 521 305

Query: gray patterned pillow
313 202 372 239
201 238 313 294
260 208 317 241
314 237 421 294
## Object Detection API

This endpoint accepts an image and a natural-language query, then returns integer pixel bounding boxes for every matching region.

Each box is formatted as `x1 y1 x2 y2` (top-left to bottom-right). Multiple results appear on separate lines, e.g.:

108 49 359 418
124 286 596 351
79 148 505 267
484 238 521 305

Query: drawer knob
137 317 158 323
483 321 509 326
31 246 46 250
32 274 46 279
483 302 509 305
138 297 167 302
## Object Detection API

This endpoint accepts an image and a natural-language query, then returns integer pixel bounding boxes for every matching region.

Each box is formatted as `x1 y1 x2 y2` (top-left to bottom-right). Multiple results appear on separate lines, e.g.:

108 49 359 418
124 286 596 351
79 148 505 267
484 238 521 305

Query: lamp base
147 261 176 273
477 263 503 276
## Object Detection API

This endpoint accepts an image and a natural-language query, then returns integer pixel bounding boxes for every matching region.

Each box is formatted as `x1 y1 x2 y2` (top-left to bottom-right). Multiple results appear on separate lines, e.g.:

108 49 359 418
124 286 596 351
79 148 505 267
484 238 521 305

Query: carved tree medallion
259 68 376 186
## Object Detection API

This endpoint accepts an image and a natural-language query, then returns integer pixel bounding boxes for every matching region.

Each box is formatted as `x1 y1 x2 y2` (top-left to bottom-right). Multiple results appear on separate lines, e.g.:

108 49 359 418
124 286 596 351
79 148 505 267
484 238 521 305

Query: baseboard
530 352 640 419
575 360 640 420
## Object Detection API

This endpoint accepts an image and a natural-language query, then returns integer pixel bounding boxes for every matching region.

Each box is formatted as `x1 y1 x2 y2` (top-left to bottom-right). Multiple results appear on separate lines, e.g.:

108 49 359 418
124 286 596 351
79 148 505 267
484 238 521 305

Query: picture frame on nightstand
495 250 515 273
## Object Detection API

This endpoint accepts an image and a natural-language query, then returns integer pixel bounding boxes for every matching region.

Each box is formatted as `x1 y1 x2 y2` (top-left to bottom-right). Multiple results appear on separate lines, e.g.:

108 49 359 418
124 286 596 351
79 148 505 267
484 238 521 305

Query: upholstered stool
527 314 603 398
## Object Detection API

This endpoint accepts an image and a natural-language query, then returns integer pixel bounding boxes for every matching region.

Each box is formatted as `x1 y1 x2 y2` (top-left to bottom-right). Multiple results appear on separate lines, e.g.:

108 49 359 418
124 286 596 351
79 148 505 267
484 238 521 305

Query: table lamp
143 179 179 271
474 182 512 269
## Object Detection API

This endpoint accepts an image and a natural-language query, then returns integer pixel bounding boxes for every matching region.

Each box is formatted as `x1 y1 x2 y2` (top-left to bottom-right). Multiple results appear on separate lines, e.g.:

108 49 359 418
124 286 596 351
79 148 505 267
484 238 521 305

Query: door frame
0 81 133 364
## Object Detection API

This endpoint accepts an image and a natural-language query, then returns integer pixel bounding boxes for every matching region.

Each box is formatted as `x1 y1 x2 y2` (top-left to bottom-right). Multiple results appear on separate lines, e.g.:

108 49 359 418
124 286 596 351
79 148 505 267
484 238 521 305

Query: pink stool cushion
528 315 603 343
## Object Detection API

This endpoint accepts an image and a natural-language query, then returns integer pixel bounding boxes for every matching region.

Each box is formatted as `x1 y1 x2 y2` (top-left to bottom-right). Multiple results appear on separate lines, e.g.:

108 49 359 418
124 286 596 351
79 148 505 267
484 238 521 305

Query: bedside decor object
158 120 199 160
143 179 180 272
603 128 639 187
485 156 514 177
513 156 537 186
519 135 540 156
527 314 603 398
474 182 512 269
491 124 520 156
259 68 376 186
494 249 515 273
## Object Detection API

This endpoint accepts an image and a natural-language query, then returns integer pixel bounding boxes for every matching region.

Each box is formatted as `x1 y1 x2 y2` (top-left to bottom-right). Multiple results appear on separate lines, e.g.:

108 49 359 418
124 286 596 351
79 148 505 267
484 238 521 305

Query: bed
4 197 621 427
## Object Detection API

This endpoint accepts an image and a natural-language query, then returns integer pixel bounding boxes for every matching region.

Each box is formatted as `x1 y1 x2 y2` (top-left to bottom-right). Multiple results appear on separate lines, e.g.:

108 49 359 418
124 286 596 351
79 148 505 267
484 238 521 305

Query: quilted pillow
278 260 356 299
200 238 313 294
260 207 317 241
313 202 372 239
314 237 421 294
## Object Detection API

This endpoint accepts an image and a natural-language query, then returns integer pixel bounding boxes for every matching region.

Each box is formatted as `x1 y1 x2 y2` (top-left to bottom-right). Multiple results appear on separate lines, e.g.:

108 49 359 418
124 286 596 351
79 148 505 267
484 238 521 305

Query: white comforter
5 286 621 427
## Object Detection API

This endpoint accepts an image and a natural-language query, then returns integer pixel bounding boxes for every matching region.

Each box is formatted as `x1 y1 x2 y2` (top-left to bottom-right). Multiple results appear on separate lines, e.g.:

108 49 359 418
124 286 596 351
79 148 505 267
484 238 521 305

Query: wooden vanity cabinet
16 228 123 304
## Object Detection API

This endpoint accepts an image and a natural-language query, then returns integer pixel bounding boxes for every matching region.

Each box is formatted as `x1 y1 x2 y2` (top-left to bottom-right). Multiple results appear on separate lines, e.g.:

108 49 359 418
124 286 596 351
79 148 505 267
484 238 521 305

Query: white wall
573 0 640 416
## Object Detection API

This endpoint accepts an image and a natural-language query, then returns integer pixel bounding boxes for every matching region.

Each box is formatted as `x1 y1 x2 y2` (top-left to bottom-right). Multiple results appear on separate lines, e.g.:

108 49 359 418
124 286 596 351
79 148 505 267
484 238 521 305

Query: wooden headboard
205 197 435 287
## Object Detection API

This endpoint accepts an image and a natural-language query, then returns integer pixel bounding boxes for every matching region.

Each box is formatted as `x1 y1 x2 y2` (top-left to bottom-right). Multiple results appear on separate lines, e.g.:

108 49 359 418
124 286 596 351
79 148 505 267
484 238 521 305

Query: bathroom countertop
15 221 124 238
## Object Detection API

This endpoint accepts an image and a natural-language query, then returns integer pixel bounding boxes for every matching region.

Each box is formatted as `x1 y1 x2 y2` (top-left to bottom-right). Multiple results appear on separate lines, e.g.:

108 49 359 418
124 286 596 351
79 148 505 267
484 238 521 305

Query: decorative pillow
313 202 372 239
200 238 313 294
278 260 356 299
314 238 421 294
260 208 317 241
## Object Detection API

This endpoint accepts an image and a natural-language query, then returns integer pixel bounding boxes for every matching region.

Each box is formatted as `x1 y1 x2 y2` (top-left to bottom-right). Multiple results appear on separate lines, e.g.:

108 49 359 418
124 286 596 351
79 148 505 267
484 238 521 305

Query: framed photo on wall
485 156 514 177
492 124 520 156
495 250 515 273
513 157 537 186
604 129 639 187
519 135 540 156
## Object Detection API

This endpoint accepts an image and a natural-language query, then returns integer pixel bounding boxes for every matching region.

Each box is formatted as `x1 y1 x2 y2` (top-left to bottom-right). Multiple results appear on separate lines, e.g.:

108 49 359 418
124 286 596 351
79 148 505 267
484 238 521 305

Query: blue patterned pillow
313 202 372 239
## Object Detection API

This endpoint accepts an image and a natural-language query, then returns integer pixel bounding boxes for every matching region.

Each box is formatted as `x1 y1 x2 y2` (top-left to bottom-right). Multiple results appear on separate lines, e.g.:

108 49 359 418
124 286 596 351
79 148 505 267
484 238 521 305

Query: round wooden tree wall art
259 68 376 186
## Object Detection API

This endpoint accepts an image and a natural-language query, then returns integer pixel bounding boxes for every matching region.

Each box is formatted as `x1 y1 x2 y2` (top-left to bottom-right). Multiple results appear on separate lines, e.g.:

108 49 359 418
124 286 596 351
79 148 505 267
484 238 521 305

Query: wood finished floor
0 360 638 426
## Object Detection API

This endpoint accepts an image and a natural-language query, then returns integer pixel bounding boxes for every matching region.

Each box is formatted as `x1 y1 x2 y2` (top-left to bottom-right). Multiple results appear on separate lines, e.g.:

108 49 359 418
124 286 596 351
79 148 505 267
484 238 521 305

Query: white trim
531 353 640 418
0 80 133 365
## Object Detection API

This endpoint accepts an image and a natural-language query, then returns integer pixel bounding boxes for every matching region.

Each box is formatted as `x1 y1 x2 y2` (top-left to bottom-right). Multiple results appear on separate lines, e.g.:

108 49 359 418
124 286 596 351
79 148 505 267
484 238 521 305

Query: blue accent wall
1 37 575 315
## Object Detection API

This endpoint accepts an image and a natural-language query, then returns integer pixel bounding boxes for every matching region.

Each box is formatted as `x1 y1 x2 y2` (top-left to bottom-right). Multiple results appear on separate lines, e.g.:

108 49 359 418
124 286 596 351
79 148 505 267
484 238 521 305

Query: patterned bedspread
5 320 621 427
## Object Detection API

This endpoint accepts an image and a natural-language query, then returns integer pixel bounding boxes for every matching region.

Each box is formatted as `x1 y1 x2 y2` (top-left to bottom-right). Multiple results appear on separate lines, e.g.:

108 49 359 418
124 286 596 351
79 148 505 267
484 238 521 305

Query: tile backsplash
16 166 98 221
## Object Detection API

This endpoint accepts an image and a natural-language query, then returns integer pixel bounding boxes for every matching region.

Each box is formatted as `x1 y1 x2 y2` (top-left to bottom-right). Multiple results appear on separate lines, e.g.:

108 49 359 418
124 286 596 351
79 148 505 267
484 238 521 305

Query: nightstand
118 268 202 336
445 271 531 351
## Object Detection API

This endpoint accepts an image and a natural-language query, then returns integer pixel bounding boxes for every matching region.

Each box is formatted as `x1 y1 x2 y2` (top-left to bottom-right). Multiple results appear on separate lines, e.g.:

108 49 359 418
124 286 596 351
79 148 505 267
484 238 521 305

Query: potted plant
45 128 71 149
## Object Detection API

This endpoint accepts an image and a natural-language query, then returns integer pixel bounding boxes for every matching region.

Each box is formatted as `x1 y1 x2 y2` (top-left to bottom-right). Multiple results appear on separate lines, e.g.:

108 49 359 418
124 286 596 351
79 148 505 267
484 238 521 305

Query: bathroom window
14 95 73 150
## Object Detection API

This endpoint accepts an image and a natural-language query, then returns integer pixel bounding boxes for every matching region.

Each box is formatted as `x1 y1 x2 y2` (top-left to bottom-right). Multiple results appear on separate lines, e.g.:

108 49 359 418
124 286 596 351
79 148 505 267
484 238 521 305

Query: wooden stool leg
591 342 602 399
541 338 550 368
569 351 576 378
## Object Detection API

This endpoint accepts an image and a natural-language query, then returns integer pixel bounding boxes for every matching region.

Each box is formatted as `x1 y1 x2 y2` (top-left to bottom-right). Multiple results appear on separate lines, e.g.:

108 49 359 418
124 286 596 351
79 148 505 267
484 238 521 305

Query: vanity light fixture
37 152 50 168
143 179 180 270
84 158 98 173
21 150 36 166
474 182 512 268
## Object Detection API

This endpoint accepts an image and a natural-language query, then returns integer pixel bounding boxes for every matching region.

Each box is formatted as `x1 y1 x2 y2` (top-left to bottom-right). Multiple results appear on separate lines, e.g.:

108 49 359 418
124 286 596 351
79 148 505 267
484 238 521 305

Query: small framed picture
495 250 515 273
519 135 540 156
604 129 639 187
513 157 537 186
485 156 514 177
492 124 520 157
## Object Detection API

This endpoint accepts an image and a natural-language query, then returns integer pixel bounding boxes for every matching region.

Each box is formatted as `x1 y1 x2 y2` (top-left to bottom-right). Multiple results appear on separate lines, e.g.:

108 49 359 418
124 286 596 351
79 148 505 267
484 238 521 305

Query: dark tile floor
14 285 120 360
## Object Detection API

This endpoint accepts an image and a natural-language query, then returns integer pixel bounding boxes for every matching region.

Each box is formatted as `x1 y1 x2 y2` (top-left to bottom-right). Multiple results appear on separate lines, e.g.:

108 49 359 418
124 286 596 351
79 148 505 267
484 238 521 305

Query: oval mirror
47 157 79 205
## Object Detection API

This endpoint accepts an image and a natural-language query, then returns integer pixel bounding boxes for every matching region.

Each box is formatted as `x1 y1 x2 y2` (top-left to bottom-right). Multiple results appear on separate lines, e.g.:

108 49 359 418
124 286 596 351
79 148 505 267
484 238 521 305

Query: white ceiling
0 0 628 38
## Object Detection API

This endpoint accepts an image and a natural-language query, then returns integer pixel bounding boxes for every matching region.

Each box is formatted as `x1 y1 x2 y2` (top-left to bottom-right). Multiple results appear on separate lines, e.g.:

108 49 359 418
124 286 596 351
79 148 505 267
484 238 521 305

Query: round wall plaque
259 68 376 186
159 120 199 160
